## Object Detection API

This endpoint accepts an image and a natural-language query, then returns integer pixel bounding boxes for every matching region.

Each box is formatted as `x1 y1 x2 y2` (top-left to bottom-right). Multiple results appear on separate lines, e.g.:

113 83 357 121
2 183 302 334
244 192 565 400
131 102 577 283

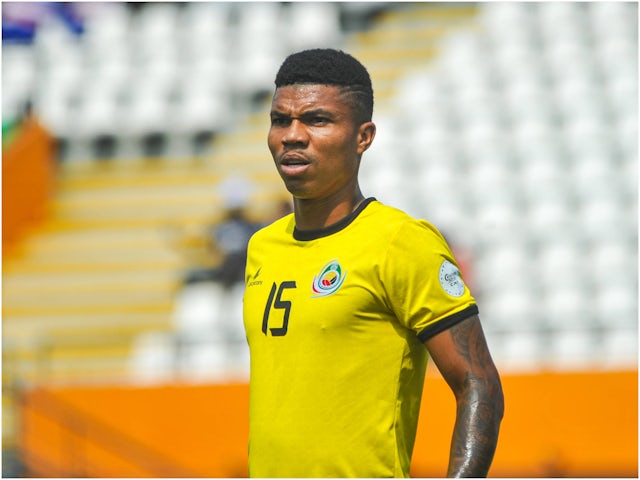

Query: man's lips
279 153 310 175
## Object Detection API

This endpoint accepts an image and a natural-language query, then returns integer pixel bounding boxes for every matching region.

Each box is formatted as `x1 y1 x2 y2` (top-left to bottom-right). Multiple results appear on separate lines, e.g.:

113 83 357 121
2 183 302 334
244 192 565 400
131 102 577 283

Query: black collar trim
293 197 377 241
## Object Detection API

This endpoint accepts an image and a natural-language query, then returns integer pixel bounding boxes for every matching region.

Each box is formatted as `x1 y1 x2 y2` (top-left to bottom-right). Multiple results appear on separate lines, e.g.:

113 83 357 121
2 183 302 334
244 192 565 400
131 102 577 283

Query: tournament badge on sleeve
438 259 465 298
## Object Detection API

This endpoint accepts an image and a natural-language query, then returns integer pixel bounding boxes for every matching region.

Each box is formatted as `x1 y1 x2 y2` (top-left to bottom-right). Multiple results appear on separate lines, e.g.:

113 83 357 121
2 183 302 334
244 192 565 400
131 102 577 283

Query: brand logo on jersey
247 267 263 287
312 260 346 297
438 260 465 297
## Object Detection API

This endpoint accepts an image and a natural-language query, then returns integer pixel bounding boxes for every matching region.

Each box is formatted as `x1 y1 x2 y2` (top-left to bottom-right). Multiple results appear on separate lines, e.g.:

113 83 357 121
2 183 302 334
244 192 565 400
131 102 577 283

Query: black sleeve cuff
417 304 479 342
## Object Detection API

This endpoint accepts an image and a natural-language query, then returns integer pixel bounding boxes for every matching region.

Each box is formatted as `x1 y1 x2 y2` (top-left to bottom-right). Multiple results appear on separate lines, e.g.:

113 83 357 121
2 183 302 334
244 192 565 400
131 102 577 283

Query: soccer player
243 48 504 478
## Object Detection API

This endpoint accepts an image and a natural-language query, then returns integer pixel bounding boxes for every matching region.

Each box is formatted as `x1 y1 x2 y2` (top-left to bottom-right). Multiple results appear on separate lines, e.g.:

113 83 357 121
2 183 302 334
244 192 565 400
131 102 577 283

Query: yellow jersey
243 198 477 477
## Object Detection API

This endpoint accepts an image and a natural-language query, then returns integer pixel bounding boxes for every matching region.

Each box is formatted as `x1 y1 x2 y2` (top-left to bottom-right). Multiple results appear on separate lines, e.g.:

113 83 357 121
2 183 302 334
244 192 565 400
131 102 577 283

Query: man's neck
293 190 365 232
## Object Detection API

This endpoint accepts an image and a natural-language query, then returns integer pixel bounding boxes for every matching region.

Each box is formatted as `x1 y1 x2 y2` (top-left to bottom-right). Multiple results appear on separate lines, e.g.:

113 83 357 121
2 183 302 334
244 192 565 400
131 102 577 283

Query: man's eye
271 117 289 127
309 117 329 125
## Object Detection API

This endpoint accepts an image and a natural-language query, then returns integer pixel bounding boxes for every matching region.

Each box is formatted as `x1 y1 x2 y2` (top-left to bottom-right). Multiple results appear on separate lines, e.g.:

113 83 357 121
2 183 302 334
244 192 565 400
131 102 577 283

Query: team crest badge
312 260 346 297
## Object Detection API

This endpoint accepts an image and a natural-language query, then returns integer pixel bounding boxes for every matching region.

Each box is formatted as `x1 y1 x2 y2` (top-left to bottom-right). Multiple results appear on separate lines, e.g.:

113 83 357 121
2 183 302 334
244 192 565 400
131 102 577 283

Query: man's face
268 84 374 201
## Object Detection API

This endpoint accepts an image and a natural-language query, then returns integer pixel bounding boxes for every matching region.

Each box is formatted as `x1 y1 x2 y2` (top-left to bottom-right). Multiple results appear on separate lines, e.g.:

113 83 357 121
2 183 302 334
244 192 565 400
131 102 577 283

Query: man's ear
356 121 376 155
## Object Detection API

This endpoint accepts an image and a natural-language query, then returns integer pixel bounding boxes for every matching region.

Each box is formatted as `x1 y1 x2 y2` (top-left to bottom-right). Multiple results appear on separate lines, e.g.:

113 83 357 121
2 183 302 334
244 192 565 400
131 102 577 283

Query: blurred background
2 1 637 477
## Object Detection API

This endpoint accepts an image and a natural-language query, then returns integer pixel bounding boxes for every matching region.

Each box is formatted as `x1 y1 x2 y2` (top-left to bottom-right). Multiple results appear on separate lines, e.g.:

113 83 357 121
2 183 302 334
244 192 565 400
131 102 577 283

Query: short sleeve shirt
243 199 478 477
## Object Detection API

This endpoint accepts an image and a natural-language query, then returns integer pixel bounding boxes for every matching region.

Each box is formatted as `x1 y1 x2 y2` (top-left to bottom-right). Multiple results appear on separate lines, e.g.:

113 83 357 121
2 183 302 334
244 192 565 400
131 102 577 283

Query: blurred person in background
184 175 262 289
242 48 504 478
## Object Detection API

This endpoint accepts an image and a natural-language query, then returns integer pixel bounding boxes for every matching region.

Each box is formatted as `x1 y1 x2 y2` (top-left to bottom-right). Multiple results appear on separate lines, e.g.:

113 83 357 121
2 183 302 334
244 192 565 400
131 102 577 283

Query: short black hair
274 48 374 124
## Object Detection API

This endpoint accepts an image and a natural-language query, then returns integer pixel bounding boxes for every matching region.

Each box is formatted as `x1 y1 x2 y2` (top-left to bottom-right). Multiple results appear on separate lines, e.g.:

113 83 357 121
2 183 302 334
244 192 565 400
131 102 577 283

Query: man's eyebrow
270 108 335 118
300 108 334 117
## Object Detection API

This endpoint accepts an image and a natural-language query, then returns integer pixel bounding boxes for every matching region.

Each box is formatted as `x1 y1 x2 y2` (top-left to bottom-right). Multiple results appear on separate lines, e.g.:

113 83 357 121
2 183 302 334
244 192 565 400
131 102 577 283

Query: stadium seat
590 240 637 290
524 193 577 245
547 328 597 370
32 74 77 138
437 31 493 92
594 284 637 329
480 287 540 333
601 326 639 369
225 283 250 345
130 332 175 383
130 3 178 53
490 330 544 373
535 2 589 46
595 36 638 84
286 3 342 51
31 25 84 137
480 2 536 48
82 2 131 59
73 80 122 139
232 3 286 98
588 2 637 39
393 72 449 121
619 111 639 163
405 123 456 170
542 286 593 331
176 340 231 382
570 150 624 202
516 145 568 197
501 80 555 127
578 196 633 243
2 45 36 119
475 241 535 296
121 76 172 141
173 282 228 344
170 76 231 139
536 239 586 289
490 39 544 89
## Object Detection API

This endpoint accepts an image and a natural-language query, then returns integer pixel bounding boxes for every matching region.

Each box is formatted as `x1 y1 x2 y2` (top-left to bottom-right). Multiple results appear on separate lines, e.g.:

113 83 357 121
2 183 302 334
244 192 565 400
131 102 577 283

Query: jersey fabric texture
243 198 478 478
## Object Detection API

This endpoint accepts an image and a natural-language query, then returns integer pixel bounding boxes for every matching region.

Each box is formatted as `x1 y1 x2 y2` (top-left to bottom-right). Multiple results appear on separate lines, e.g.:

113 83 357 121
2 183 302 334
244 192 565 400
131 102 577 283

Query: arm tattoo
446 317 504 478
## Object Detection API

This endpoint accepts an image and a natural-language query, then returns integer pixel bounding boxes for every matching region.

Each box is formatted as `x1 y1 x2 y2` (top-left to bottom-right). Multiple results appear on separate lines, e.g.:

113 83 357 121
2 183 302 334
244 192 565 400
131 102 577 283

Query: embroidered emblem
312 260 346 297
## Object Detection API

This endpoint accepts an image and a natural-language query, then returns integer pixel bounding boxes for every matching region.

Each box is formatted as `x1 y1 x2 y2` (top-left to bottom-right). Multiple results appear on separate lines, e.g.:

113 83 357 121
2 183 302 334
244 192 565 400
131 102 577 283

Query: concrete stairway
2 2 479 448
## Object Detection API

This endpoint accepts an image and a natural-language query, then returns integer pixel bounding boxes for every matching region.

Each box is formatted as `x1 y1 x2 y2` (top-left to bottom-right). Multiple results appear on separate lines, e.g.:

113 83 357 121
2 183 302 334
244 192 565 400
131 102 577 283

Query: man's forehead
271 84 347 111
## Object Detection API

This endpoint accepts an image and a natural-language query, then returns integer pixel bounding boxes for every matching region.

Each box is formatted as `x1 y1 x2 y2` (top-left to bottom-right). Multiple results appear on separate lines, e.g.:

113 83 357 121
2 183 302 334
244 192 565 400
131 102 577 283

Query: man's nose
282 119 308 145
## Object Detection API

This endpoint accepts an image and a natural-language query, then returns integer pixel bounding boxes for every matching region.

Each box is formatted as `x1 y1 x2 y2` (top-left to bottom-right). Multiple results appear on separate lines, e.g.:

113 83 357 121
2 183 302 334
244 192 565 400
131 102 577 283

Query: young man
243 48 504 478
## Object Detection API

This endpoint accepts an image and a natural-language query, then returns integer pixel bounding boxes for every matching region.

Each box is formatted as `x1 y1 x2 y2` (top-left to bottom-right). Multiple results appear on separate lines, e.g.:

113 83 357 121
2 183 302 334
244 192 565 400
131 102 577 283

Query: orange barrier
413 367 638 477
19 369 637 477
2 115 55 255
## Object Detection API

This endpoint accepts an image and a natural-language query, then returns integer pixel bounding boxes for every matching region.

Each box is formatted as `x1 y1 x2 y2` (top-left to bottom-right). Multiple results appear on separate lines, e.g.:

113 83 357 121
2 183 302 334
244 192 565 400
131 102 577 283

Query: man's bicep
423 314 499 394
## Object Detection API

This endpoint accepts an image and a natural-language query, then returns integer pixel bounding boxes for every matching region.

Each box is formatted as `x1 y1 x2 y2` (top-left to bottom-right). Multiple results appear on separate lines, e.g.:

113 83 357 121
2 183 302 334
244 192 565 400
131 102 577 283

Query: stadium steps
2 1 480 385
2 155 230 446
3 155 237 365
2 149 288 387
2 1 480 447
346 3 479 104
2 161 194 389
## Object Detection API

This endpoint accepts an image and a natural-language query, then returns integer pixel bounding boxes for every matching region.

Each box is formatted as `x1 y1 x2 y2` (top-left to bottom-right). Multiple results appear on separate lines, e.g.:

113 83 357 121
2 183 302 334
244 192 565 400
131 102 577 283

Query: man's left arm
424 314 504 478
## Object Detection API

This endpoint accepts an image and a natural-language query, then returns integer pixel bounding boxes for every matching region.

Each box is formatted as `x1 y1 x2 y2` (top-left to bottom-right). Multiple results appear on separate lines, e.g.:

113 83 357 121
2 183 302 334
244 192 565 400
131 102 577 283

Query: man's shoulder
366 200 412 222
365 200 441 236
360 202 453 259
250 213 294 242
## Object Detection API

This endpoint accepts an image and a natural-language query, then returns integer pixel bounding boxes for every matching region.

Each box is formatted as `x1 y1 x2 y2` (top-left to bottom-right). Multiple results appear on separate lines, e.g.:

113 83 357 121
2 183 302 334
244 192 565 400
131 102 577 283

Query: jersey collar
293 197 377 241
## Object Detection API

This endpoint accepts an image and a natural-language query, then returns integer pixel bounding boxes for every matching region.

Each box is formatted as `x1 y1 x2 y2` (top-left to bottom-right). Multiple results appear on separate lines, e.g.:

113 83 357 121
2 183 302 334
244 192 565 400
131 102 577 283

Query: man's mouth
280 153 310 174
281 152 309 165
